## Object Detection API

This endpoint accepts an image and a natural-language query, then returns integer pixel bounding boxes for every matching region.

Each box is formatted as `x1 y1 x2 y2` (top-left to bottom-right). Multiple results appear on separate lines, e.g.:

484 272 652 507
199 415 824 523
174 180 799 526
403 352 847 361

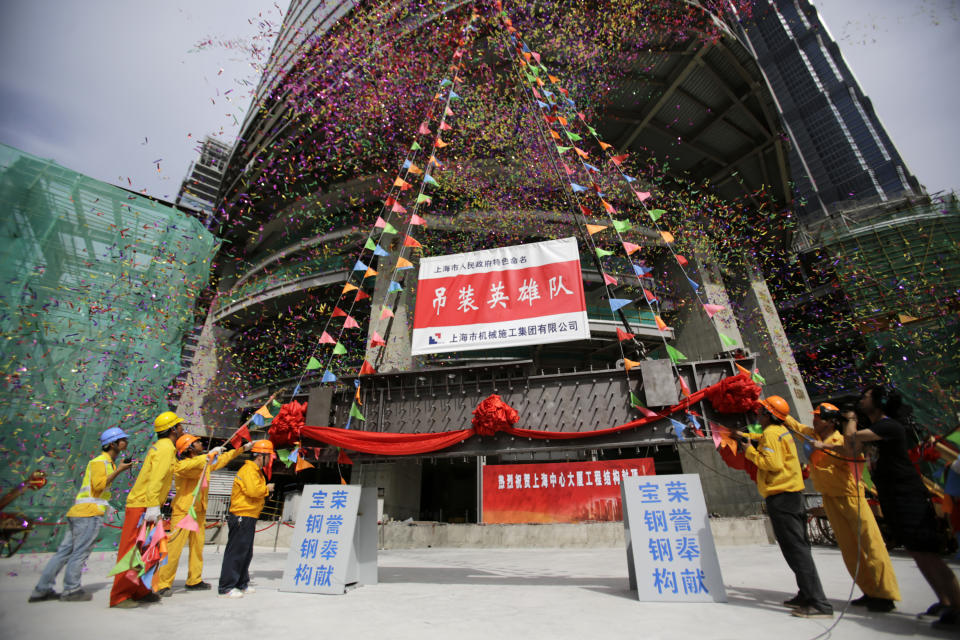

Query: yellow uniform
126 438 177 508
229 460 269 518
785 416 900 601
155 448 242 590
66 453 115 518
744 424 805 497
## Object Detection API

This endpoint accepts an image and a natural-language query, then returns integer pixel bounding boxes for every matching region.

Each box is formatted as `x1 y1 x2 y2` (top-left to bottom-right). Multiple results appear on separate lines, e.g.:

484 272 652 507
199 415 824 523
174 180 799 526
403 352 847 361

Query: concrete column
366 234 416 373
352 461 422 521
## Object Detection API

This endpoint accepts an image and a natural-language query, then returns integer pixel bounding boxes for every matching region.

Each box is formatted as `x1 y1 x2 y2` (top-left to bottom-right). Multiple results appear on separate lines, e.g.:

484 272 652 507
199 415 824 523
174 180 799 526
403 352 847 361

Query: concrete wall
232 518 775 551
677 441 764 517
352 461 422 521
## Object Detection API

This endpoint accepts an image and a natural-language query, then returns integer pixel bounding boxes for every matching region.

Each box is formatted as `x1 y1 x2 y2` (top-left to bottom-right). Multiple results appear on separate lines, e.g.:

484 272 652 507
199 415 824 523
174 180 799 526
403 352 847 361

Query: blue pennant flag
542 89 554 98
608 298 633 312
449 90 460 100
583 163 599 172
321 370 337 383
373 244 389 257
402 159 411 170
288 448 298 463
389 281 403 292
565 98 575 107
670 418 686 441
252 413 265 427
440 78 452 87
687 277 700 291
353 260 368 271
292 384 301 396
536 100 548 108
423 174 438 186
633 264 653 277
570 182 588 193
623 174 636 183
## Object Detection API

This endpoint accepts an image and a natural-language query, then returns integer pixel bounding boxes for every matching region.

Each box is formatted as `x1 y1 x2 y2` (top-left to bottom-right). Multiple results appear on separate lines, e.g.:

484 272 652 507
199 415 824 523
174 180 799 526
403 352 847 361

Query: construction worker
785 403 900 612
155 434 254 596
741 395 833 619
109 411 184 608
218 440 275 598
29 428 133 603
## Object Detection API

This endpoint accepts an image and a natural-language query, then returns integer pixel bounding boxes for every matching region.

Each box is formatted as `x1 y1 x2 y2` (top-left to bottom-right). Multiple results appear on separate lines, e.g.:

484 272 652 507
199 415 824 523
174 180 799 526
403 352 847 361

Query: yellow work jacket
229 460 269 518
171 448 241 517
744 423 805 498
66 452 115 518
785 416 864 497
126 437 177 508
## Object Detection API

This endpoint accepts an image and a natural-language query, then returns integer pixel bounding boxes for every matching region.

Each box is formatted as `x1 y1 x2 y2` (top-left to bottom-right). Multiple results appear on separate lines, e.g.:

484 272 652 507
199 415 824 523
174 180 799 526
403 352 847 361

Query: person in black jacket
845 385 960 630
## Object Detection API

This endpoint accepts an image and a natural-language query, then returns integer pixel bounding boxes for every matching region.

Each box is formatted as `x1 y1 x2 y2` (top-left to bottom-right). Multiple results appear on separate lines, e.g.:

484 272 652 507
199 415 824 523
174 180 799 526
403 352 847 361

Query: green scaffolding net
0 144 220 553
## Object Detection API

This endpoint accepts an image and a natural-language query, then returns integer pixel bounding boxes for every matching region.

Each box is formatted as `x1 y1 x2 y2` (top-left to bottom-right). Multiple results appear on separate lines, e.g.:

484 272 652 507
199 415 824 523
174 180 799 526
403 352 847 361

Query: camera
123 457 133 464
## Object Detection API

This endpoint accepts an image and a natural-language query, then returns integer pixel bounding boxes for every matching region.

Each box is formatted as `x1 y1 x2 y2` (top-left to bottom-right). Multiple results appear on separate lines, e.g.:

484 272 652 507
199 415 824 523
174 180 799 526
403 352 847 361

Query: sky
0 0 957 201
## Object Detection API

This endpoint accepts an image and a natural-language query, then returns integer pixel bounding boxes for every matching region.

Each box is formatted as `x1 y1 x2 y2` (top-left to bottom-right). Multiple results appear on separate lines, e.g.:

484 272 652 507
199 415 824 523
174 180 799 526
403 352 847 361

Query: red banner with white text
411 237 590 355
482 458 655 524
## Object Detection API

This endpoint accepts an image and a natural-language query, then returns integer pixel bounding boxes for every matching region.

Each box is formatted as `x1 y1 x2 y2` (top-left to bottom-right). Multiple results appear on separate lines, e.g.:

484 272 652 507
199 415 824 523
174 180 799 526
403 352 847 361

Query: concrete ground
1 544 956 639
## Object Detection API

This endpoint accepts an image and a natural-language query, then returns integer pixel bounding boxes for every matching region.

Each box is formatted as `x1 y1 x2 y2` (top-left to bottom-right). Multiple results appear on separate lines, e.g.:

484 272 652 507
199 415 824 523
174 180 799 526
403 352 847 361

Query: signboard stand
279 485 378 594
621 474 726 602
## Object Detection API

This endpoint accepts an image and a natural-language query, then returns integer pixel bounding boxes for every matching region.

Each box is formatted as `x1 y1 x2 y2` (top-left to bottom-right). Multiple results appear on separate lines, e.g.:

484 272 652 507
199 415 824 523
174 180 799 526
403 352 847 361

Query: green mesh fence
0 144 220 553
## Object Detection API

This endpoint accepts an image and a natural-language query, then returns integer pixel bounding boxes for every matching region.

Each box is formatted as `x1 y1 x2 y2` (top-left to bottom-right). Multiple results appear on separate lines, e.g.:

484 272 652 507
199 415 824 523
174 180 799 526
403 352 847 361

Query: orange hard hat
757 395 790 421
813 402 840 415
250 440 274 454
176 434 201 454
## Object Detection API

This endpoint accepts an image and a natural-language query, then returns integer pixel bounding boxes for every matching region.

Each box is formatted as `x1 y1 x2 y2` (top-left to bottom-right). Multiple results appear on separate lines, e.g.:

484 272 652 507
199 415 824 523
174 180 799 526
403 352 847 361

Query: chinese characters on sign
412 237 590 355
280 485 360 594
482 458 654 524
621 474 726 602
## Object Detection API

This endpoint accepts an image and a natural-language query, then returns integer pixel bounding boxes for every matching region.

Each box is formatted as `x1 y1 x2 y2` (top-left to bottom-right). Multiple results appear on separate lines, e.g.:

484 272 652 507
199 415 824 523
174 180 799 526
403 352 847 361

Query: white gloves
209 446 225 456
144 506 161 524
243 441 254 452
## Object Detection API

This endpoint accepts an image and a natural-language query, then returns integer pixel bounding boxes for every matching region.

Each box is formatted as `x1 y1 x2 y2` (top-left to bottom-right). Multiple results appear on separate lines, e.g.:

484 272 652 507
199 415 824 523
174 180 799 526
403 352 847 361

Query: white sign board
280 484 362 594
411 237 590 355
621 474 726 602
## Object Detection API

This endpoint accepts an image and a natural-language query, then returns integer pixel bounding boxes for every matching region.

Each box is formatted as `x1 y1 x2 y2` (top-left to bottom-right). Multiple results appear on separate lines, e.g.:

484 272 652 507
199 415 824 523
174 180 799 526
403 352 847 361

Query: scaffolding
0 144 219 551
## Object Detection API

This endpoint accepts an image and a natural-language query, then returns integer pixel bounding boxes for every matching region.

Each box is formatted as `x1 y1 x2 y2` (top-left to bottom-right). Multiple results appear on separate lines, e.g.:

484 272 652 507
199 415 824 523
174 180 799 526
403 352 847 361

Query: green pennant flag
648 208 666 222
410 141 422 151
595 247 614 258
364 238 377 251
306 356 322 370
271 399 282 409
416 193 432 203
382 222 399 234
666 345 687 363
719 332 737 347
277 449 293 467
587 126 598 136
565 131 582 141
629 391 644 408
349 403 365 421
188 505 198 520
752 370 767 385
108 546 143 577
556 145 572 154
612 219 632 233
333 342 347 355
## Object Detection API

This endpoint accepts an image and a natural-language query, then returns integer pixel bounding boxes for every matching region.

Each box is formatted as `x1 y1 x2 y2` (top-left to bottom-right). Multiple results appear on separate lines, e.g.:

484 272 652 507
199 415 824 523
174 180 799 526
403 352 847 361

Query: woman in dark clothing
845 385 960 630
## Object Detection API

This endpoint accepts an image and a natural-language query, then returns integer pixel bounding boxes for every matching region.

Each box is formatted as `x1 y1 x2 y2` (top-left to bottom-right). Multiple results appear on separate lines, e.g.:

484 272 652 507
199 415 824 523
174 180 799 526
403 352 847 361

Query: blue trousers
33 516 102 595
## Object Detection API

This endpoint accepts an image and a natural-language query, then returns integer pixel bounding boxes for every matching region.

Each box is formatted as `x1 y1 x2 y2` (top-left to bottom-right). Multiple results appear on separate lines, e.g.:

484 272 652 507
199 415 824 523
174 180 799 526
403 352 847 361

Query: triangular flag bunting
410 214 427 226
403 235 422 248
359 360 377 376
586 224 607 235
623 241 640 255
719 332 737 348
647 208 665 221
369 332 386 347
343 315 360 329
623 358 640 372
319 331 335 344
616 328 634 342
306 356 322 370
595 247 614 258
608 298 632 312
349 403 365 421
380 307 395 319
612 219 631 233
603 273 618 286
333 342 347 355
660 231 674 243
703 304 725 319
666 345 687 363
321 370 337 383
396 257 414 269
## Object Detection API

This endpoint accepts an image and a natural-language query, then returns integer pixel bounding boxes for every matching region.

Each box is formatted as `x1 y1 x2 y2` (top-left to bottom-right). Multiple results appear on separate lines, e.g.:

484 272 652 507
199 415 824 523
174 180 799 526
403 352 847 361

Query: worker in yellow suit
785 402 901 612
110 411 183 608
155 434 254 596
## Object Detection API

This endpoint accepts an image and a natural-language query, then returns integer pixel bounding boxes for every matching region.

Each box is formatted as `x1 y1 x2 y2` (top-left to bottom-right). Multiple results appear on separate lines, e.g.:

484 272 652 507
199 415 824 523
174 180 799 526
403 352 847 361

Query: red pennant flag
403 235 422 248
369 332 386 347
332 307 347 317
418 122 431 135
374 216 387 228
616 328 635 342
634 191 652 202
319 331 335 344
439 121 453 131
410 214 427 226
337 449 354 465
380 307 394 320
229 425 251 450
610 153 629 166
391 202 407 214
643 289 658 303
678 375 691 397
355 289 370 301
343 315 360 329
623 241 640 255
384 196 396 207
676 255 688 266
359 360 376 376
603 273 618 286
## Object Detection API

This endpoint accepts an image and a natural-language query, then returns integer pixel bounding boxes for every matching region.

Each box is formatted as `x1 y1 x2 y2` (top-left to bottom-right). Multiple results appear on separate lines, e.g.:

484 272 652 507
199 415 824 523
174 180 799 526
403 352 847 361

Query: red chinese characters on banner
482 458 655 524
411 237 590 355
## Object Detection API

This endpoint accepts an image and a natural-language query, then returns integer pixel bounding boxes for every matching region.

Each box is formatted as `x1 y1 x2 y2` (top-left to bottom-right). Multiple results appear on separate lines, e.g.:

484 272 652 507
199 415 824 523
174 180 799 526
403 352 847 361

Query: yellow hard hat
250 440 274 454
757 395 790 421
154 411 184 433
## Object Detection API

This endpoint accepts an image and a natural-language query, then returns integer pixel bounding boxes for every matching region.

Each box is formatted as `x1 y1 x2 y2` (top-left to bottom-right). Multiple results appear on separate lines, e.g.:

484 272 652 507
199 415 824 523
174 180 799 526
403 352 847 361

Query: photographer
844 385 960 630
785 403 899 611
740 395 833 619
29 428 133 603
